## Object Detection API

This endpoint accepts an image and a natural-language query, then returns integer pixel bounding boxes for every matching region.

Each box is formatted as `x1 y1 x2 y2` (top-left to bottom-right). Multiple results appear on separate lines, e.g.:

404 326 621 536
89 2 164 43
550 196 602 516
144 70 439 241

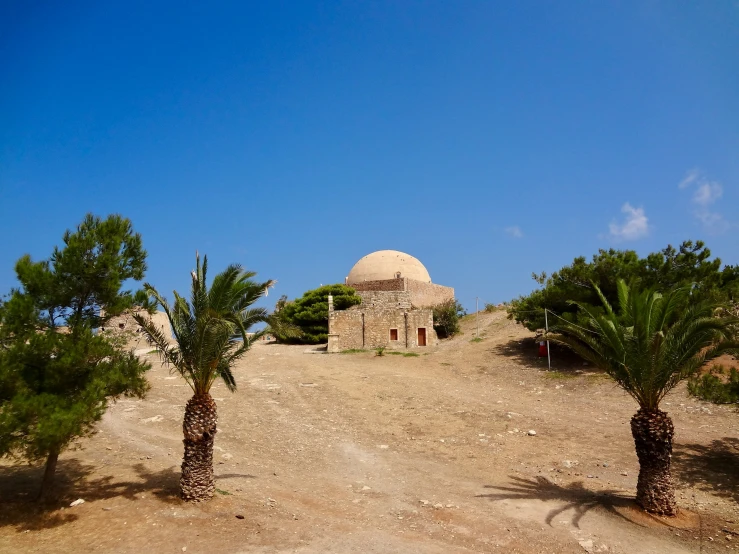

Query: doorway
417 327 427 347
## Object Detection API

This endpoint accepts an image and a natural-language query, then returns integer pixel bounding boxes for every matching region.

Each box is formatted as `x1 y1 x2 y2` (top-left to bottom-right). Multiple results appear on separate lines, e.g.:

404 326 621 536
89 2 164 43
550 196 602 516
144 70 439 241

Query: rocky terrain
1 311 738 553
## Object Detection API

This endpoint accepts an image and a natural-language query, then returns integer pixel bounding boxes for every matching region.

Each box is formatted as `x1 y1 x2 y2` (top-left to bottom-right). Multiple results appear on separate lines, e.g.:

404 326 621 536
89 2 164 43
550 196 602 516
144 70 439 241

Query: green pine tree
0 214 152 500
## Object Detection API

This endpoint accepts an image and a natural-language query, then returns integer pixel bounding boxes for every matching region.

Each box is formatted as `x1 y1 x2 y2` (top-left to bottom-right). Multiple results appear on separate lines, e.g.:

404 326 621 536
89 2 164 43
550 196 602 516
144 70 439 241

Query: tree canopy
271 284 361 344
509 240 739 332
0 214 152 499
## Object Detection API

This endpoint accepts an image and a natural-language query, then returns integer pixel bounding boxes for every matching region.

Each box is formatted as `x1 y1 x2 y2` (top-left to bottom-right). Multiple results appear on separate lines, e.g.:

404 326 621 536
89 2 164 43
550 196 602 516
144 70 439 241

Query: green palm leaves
133 253 274 396
547 280 738 409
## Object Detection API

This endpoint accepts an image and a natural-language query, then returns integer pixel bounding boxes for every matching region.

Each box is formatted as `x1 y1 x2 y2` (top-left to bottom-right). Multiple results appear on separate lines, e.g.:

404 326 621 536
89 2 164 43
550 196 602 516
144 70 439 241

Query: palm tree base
181 393 218 502
631 408 677 516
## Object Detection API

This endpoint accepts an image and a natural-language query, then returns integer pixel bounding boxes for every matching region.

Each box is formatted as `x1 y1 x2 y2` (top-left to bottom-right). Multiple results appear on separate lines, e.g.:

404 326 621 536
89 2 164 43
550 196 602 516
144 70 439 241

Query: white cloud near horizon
678 169 731 234
608 203 649 241
504 226 523 238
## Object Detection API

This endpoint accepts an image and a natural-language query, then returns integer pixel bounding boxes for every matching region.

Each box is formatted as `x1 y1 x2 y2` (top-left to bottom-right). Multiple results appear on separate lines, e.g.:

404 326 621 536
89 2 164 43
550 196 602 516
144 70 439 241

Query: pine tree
0 214 152 500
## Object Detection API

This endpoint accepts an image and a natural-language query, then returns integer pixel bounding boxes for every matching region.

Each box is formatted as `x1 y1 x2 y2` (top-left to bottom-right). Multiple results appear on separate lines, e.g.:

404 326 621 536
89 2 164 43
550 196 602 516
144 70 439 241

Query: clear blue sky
1 1 737 312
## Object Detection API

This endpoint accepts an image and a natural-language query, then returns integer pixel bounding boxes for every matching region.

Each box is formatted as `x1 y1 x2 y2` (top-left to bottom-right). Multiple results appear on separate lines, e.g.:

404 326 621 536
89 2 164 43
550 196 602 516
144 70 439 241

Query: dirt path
1 311 738 553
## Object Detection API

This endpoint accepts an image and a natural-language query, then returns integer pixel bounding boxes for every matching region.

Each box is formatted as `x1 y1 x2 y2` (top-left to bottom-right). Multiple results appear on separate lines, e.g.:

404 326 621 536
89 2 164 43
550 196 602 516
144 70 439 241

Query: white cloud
505 226 523 238
692 181 722 206
678 169 731 234
678 168 700 189
608 203 649 241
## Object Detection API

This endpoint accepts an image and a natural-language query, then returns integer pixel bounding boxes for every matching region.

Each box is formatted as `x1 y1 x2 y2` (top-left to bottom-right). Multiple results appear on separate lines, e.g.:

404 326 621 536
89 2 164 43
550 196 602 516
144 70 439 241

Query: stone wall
351 278 405 292
101 310 172 349
357 290 412 309
329 306 436 351
351 278 453 308
406 280 454 308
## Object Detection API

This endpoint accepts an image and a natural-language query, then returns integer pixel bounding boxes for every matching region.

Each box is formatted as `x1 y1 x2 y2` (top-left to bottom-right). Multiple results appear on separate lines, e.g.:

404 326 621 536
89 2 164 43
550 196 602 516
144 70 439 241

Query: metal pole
544 309 551 371
476 297 479 337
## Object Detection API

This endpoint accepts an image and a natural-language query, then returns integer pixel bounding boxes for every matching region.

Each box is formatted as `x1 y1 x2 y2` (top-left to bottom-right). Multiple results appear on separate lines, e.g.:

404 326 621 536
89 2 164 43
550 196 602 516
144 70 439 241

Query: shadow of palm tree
477 475 647 529
674 437 739 503
0 459 180 531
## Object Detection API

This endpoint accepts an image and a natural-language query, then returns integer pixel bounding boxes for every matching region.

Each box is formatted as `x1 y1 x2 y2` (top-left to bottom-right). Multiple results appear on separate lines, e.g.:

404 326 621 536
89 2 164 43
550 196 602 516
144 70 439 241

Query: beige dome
347 250 431 284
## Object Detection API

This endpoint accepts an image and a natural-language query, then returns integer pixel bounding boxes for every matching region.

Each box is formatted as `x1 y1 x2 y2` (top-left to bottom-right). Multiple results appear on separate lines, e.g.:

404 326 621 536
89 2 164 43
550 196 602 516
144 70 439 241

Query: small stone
221 453 233 460
621 471 628 476
182 548 187 552
446 504 454 508
433 503 443 509
419 500 429 506
378 445 389 449
587 475 595 479
361 486 371 491
527 430 536 436
235 514 244 519
70 499 85 507
602 463 609 467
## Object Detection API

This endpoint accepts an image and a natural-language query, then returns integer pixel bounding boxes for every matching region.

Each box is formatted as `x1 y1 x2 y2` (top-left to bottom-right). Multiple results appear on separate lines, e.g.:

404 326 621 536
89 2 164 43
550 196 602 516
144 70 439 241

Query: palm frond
133 254 273 396
547 279 738 410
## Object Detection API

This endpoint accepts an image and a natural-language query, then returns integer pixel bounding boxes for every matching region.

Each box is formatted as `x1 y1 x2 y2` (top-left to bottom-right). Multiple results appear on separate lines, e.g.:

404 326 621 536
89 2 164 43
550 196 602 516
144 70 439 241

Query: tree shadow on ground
674 437 739 504
0 459 180 531
477 475 667 529
493 337 603 375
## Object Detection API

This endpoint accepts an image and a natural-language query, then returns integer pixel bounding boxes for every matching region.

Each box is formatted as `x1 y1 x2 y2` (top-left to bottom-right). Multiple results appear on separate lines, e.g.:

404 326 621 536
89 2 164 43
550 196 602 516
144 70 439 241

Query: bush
433 299 466 339
272 284 361 344
687 364 739 404
509 240 739 332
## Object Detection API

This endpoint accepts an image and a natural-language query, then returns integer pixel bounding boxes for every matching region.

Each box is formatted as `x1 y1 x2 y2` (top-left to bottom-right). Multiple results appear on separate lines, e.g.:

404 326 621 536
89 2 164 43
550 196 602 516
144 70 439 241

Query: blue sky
1 1 737 312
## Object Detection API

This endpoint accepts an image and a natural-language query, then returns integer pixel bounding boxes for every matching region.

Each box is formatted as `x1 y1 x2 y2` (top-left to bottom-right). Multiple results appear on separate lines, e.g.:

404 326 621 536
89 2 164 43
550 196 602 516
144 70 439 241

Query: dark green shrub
433 299 466 339
687 364 739 404
272 284 361 344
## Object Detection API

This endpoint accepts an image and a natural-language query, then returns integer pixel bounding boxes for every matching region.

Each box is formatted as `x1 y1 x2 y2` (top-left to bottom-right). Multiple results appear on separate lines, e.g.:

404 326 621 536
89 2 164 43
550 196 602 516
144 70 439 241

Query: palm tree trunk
180 393 218 501
37 446 60 502
631 408 677 515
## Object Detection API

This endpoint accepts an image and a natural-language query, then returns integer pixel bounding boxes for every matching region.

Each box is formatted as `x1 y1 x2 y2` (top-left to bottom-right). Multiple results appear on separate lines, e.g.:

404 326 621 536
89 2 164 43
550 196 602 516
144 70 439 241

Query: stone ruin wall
101 310 172 349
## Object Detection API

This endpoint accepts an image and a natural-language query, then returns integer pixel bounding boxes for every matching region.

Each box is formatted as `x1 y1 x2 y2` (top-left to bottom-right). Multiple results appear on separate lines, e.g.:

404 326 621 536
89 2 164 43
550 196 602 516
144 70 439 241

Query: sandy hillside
1 311 738 553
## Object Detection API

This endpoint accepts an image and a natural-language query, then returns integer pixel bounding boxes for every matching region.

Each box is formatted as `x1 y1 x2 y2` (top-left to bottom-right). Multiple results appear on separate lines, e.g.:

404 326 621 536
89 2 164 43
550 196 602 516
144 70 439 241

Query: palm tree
133 253 273 502
546 280 737 515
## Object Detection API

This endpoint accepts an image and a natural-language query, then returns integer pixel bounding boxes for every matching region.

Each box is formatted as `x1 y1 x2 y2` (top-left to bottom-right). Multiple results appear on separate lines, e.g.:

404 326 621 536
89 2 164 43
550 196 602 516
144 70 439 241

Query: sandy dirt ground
1 311 738 553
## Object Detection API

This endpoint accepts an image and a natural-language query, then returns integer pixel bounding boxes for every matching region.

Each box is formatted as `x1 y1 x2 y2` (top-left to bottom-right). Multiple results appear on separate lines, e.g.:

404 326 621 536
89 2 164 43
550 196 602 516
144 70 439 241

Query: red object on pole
538 341 548 357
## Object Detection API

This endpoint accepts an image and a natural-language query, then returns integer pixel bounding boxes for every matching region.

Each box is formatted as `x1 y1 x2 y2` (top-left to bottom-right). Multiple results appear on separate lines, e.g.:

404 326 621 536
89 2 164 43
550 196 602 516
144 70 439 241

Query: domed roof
347 250 431 284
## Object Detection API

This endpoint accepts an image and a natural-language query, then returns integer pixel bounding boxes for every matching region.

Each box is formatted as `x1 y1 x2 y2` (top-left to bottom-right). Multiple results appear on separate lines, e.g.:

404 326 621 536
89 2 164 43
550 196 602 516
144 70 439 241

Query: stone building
327 250 454 352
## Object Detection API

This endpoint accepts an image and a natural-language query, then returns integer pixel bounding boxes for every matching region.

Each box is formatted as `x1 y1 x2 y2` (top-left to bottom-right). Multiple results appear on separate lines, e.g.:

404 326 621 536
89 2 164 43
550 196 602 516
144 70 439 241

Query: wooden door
417 327 427 347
